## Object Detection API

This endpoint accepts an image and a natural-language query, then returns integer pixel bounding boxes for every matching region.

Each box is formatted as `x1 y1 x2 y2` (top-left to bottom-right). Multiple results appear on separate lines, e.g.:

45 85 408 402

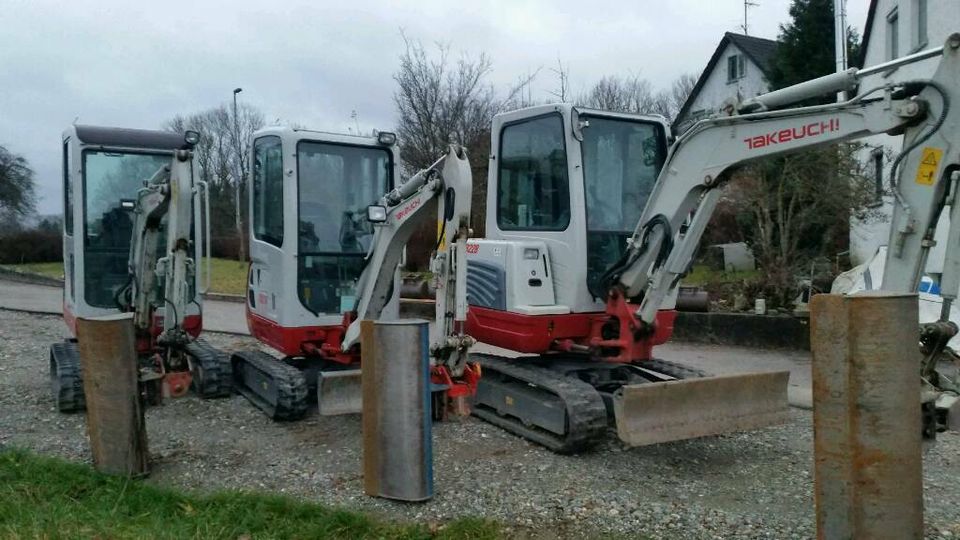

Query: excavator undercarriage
473 355 789 452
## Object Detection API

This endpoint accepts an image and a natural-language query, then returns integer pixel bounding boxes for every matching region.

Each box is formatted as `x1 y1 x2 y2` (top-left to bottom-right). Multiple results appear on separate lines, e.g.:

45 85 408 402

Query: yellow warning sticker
915 147 943 186
436 220 446 252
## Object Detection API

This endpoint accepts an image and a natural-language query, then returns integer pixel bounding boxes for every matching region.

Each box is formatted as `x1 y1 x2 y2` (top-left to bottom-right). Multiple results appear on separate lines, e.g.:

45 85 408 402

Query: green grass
1 258 249 297
0 261 63 280
681 264 761 287
207 257 248 296
0 449 499 540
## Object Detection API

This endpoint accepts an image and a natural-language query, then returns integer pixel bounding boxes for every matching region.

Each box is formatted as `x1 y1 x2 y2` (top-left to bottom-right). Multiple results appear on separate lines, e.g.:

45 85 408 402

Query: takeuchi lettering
396 198 421 220
744 118 840 149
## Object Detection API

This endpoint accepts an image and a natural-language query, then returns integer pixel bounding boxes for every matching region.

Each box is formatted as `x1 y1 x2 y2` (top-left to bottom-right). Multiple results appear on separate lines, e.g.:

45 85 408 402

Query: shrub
0 229 61 264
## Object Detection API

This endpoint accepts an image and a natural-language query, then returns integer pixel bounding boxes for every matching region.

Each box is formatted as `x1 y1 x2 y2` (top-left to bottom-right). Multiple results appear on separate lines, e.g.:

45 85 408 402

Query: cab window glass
252 136 284 247
497 114 570 231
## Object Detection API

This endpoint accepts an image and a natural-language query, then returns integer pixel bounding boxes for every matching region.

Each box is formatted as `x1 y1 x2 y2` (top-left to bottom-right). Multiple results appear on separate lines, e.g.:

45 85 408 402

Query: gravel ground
1 308 959 539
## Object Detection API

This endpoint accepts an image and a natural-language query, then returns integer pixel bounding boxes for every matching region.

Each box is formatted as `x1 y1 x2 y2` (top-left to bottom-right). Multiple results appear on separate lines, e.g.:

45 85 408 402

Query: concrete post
361 319 433 501
810 292 923 540
76 313 149 476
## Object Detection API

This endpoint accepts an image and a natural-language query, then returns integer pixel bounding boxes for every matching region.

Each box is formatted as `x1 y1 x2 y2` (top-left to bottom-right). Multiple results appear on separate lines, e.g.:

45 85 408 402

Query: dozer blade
317 369 362 416
613 370 790 447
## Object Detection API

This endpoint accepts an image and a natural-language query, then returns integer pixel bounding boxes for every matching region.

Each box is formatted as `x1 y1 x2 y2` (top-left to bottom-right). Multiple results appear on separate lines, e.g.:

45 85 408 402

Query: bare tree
720 143 880 307
668 73 697 118
166 103 264 259
393 34 534 263
548 58 570 102
577 73 696 121
0 145 36 219
578 75 660 115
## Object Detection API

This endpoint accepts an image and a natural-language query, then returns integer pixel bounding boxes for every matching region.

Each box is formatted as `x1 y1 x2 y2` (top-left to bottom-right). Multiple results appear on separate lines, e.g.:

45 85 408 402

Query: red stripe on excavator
246 307 355 363
63 302 77 336
465 305 676 360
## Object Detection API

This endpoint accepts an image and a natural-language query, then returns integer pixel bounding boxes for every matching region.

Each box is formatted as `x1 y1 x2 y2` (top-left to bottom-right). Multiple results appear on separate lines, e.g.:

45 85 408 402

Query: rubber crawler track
49 341 85 412
185 339 233 399
472 354 608 454
231 350 308 421
644 358 708 379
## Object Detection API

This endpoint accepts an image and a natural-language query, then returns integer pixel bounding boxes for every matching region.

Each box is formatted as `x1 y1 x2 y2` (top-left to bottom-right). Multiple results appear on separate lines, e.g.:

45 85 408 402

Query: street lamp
232 88 245 261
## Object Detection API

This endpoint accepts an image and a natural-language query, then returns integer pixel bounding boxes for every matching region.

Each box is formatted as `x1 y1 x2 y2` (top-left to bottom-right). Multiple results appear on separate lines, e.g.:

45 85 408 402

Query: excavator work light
377 131 397 146
183 130 200 148
367 205 387 223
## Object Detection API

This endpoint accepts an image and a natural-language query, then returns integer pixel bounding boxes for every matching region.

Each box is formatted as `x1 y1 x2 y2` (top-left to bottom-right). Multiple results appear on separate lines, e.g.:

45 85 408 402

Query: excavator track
643 359 707 379
185 339 232 398
49 341 85 412
471 354 608 454
231 350 308 421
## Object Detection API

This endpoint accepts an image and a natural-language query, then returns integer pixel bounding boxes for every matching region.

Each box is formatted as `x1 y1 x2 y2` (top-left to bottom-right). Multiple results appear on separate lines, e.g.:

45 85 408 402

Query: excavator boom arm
614 35 960 326
340 146 474 371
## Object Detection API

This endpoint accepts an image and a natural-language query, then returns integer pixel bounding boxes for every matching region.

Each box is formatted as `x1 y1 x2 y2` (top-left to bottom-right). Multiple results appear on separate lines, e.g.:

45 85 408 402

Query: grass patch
681 264 760 287
207 257 248 296
2 258 249 296
0 261 63 280
0 449 499 540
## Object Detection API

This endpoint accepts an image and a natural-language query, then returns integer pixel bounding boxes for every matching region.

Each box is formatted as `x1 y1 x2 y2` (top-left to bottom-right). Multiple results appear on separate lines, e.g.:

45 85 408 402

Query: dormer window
727 54 746 82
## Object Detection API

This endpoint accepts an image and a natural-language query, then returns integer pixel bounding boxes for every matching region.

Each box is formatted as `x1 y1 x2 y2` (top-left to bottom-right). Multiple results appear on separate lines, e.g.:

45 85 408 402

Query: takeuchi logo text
744 118 840 149
396 198 421 221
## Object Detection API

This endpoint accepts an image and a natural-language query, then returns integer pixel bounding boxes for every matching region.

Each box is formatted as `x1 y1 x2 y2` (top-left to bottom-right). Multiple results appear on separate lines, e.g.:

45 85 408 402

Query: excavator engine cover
613 370 790 446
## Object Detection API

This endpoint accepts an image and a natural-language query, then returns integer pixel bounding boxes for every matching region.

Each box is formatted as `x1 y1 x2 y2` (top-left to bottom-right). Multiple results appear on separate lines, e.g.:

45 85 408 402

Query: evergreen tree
768 0 862 92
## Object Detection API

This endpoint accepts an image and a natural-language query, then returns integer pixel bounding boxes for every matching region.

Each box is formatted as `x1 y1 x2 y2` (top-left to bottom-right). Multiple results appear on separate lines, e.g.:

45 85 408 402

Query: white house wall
679 42 770 125
850 0 960 268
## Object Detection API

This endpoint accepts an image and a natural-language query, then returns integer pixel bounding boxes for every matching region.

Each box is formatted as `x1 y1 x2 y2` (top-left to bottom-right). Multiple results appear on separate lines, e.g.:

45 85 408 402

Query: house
674 32 778 131
849 0 959 268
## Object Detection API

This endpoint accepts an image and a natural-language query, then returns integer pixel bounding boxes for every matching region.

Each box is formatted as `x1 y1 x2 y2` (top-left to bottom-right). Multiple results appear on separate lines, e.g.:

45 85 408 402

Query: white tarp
832 246 960 347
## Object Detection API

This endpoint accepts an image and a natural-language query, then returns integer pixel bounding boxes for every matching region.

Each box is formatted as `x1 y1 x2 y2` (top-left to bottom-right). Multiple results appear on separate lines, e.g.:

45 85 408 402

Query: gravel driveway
1 308 958 539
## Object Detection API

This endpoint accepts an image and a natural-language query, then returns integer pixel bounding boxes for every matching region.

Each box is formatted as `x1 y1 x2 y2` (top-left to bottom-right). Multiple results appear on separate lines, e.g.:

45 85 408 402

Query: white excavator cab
239 127 403 417
465 104 789 452
60 125 205 332
51 125 227 412
245 127 401 357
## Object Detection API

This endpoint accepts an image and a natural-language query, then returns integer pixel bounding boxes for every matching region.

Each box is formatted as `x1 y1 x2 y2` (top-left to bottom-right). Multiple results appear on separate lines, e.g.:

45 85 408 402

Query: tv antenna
350 110 361 136
741 0 759 35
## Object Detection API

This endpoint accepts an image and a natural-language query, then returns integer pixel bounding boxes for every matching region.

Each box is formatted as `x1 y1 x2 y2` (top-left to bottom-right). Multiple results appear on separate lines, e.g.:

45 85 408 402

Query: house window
887 8 899 60
726 54 746 82
914 0 928 48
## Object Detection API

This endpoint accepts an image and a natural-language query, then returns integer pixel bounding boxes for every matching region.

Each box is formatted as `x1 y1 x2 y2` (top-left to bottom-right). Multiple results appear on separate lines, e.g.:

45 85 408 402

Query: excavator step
231 350 308 421
184 339 232 399
613 370 791 446
49 341 85 413
471 354 608 454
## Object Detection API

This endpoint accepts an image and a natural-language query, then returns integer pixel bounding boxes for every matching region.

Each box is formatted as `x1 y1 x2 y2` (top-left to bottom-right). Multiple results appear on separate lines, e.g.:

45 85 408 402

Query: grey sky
1 0 868 215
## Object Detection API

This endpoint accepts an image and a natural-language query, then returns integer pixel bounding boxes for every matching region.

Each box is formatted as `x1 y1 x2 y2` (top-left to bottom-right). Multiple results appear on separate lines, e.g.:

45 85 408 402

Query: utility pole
232 87 246 262
834 0 849 102
742 0 759 35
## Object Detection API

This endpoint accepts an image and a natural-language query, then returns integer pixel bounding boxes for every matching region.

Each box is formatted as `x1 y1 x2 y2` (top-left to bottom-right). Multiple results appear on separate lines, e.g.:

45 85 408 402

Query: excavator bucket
613 370 790 446
317 369 363 416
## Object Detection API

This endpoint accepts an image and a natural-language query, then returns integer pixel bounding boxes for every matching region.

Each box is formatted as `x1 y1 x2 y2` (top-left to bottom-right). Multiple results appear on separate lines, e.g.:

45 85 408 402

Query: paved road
0 278 813 406
0 279 248 334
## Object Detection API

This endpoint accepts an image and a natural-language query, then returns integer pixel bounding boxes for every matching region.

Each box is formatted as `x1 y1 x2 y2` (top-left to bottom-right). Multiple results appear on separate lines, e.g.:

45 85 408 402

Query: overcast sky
0 0 869 215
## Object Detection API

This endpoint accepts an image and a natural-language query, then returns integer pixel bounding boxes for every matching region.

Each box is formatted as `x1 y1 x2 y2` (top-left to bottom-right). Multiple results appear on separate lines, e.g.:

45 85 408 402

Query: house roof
859 0 879 67
675 32 778 125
